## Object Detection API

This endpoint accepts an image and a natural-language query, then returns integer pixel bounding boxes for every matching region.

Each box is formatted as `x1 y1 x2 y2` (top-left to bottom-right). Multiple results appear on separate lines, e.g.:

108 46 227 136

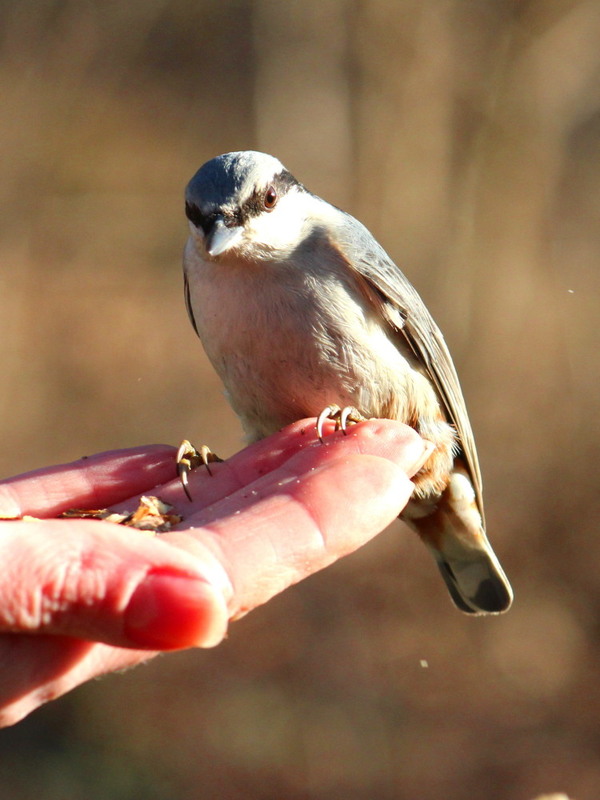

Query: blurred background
0 1 599 798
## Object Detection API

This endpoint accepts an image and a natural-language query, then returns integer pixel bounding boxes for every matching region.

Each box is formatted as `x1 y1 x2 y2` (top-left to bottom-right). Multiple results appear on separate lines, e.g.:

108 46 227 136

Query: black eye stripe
185 203 243 233
185 201 204 228
186 168 302 229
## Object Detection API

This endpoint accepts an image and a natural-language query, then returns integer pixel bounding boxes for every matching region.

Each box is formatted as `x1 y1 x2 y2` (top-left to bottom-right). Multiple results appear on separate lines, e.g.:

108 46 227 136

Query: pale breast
184 244 418 440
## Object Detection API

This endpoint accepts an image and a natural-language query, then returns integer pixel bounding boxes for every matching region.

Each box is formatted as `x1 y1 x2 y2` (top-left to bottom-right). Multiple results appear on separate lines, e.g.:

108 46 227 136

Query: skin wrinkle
11 531 110 632
3 532 64 631
3 522 157 638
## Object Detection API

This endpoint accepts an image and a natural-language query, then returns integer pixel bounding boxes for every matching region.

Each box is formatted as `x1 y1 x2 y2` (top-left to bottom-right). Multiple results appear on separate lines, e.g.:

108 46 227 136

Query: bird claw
315 405 366 443
176 439 224 501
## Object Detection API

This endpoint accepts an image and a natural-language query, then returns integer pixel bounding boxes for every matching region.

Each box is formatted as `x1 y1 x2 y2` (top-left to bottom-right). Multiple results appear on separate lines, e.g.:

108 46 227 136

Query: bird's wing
329 215 484 518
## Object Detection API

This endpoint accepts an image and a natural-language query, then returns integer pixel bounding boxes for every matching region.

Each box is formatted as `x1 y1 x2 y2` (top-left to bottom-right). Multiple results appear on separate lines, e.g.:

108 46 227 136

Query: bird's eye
263 186 278 210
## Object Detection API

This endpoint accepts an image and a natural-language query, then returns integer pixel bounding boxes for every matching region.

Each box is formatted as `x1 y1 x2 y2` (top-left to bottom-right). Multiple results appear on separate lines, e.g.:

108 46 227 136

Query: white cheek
245 194 309 254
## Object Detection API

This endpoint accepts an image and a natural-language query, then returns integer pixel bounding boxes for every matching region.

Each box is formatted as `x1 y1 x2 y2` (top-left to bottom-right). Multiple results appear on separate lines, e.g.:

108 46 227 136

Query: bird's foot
176 439 224 501
315 405 367 443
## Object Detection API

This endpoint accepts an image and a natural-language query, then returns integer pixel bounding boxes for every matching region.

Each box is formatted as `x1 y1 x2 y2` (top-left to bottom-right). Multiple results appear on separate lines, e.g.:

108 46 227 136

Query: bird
180 150 513 615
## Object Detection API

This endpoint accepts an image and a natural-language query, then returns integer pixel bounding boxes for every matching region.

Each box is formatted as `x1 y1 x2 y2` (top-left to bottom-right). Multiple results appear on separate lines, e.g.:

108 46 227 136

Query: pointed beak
205 217 244 257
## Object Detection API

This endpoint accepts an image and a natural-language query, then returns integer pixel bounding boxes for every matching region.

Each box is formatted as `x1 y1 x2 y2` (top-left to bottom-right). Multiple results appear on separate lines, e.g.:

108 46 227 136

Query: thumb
0 519 232 650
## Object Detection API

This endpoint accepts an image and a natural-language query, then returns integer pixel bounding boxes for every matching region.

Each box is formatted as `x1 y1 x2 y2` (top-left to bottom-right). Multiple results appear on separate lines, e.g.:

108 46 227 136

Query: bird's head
185 151 320 262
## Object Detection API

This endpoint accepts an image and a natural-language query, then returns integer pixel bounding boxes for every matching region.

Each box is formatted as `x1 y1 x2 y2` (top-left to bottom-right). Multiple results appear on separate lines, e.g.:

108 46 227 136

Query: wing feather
329 216 484 518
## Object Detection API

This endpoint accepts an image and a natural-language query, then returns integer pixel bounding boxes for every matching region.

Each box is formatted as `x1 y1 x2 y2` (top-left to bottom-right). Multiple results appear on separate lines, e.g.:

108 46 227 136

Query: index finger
0 445 178 518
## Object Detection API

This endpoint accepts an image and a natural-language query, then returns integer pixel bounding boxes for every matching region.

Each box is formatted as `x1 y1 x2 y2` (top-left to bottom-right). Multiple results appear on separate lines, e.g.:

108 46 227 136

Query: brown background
0 2 599 798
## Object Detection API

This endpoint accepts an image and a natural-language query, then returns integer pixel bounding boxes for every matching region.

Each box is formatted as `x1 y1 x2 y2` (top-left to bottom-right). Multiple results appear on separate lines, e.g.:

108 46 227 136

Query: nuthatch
180 151 513 615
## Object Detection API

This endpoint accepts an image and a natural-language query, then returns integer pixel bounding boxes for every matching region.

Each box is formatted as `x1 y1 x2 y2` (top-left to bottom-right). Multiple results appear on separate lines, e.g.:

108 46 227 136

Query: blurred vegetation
1 1 599 798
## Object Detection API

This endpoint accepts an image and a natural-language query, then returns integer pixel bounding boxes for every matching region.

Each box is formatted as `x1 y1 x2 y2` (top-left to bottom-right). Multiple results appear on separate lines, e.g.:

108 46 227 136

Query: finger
154 418 427 513
0 519 231 651
0 445 178 519
0 423 424 652
163 422 422 618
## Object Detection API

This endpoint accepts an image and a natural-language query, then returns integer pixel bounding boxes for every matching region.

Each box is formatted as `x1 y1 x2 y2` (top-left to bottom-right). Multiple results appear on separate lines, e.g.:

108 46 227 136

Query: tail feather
433 544 513 615
404 469 513 615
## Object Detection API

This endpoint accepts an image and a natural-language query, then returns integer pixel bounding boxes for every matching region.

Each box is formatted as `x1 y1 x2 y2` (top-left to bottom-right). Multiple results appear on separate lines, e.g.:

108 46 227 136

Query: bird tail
404 468 513 615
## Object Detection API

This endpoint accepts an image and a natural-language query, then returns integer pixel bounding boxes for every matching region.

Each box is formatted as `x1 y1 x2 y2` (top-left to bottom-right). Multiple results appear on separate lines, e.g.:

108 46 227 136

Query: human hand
0 419 429 727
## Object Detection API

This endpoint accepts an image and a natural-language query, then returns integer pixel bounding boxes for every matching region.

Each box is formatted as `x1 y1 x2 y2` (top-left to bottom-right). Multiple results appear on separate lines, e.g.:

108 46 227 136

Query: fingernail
407 440 436 476
124 571 229 650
